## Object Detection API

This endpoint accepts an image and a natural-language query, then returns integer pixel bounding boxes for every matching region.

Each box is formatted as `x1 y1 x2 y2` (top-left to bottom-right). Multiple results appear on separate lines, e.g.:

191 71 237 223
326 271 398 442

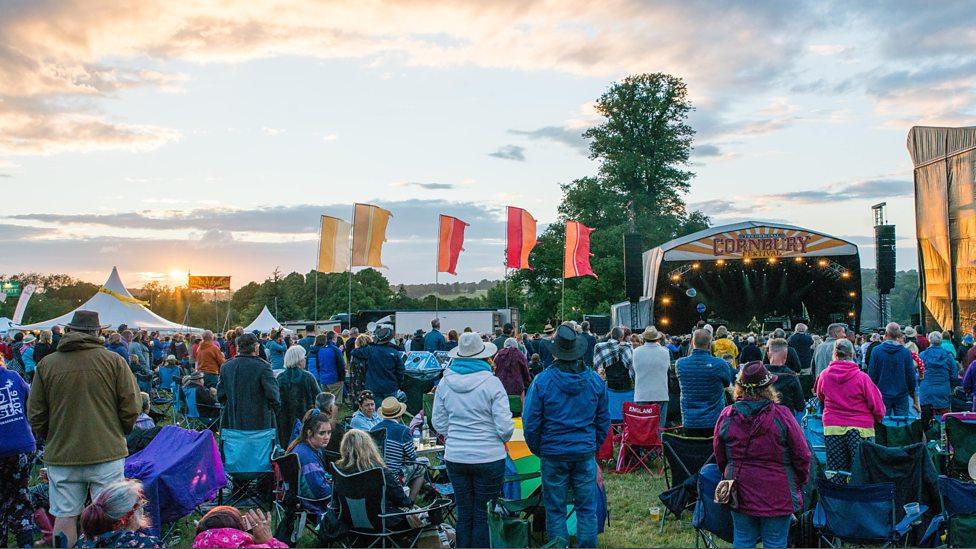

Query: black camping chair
851 439 942 534
658 430 714 533
271 453 330 547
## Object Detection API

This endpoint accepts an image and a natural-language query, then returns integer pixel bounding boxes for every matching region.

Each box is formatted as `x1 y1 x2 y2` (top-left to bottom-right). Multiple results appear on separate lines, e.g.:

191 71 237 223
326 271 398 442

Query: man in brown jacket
27 310 141 546
195 329 226 388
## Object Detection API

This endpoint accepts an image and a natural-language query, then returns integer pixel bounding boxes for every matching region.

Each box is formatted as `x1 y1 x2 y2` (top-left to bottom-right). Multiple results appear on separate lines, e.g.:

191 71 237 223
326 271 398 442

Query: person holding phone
192 506 287 548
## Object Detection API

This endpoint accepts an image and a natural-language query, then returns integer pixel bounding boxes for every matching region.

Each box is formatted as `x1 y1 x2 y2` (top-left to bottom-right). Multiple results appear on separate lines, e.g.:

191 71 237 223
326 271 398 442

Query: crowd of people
3 307 976 548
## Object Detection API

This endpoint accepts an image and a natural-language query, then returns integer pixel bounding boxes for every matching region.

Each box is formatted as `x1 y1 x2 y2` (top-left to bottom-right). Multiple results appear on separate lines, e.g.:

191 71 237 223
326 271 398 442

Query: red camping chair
615 402 663 475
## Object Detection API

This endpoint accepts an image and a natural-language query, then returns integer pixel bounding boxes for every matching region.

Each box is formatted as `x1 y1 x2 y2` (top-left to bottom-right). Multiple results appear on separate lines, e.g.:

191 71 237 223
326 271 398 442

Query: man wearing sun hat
371 396 424 498
633 326 671 424
524 323 609 548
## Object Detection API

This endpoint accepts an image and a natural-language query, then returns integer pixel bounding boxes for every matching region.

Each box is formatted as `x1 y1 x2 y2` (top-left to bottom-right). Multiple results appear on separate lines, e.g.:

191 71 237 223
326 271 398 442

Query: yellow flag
351 203 392 268
318 216 351 273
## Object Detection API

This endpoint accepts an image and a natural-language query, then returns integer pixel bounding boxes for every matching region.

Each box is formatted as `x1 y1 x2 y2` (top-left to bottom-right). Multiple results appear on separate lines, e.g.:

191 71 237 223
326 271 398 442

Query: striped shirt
371 419 416 477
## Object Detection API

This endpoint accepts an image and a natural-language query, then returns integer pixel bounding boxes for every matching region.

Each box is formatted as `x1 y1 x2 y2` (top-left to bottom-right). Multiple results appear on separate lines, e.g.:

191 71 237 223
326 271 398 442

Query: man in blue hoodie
676 329 733 437
868 322 920 417
524 323 610 548
351 326 404 402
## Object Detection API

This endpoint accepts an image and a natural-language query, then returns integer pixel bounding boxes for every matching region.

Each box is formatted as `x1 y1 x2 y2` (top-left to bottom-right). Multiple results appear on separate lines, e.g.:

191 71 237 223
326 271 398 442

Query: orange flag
438 215 469 275
506 206 538 270
351 203 392 268
564 221 598 279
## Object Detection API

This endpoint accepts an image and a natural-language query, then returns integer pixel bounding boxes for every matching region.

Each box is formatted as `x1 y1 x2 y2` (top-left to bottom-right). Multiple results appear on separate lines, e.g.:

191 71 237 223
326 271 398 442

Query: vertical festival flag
318 215 352 273
351 203 392 268
438 215 469 275
506 206 538 270
564 221 598 279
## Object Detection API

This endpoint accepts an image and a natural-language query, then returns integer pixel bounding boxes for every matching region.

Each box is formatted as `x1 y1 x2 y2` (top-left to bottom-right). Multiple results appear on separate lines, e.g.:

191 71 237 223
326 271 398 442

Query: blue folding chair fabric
158 366 181 391
813 478 925 545
802 411 826 466
691 463 733 545
920 476 976 546
222 428 276 474
607 389 635 422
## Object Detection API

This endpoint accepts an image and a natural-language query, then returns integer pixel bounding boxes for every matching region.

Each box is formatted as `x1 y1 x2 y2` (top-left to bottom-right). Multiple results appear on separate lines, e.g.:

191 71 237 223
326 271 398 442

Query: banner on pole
506 206 538 270
351 203 392 268
438 215 469 275
12 283 36 324
188 275 232 290
318 215 352 273
564 221 598 279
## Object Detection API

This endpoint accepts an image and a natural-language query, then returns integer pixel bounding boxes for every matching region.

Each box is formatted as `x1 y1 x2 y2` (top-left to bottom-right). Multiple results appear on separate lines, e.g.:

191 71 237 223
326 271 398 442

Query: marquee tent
242 306 288 334
13 267 203 333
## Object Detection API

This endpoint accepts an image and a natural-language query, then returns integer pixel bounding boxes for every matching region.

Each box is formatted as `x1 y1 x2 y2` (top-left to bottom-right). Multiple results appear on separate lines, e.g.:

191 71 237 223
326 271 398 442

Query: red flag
438 215 469 275
506 206 538 270
564 221 598 279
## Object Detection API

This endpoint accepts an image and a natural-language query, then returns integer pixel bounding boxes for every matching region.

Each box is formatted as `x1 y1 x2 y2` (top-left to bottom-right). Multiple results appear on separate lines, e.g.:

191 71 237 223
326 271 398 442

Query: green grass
599 468 702 548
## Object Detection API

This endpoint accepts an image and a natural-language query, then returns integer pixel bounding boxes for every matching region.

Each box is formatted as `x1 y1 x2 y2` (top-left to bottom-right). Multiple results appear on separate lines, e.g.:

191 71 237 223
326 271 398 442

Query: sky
1 0 971 288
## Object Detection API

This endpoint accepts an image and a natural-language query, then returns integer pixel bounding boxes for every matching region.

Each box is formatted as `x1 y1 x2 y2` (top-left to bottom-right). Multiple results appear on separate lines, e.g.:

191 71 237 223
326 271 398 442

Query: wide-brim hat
185 371 205 383
379 396 407 419
544 324 588 361
641 326 664 342
449 332 497 359
543 324 555 334
903 327 917 338
738 361 777 388
165 355 177 363
64 310 108 331
22 334 36 344
374 326 394 344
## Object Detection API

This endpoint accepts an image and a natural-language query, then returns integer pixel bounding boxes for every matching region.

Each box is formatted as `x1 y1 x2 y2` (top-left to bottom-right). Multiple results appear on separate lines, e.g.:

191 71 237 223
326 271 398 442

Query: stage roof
652 221 859 261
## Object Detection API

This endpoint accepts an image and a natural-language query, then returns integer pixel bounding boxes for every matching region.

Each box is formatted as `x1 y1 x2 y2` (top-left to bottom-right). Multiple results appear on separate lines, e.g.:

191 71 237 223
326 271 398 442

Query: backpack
604 344 632 391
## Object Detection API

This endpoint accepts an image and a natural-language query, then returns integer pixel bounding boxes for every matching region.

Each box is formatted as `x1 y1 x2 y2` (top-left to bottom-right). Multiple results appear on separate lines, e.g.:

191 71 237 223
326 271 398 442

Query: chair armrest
812 504 825 529
504 471 541 484
377 499 453 520
894 504 928 536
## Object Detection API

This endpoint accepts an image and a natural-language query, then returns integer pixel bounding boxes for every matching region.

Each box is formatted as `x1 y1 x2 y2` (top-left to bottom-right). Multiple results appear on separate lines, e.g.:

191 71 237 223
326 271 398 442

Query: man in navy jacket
868 322 919 417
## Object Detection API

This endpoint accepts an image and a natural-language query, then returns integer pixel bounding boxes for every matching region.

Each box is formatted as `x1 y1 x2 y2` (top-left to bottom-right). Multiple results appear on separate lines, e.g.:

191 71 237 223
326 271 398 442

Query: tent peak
103 266 134 298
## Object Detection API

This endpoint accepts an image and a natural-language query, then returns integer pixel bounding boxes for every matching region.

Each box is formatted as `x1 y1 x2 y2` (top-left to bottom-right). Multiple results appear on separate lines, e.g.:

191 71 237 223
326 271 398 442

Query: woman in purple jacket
714 361 811 548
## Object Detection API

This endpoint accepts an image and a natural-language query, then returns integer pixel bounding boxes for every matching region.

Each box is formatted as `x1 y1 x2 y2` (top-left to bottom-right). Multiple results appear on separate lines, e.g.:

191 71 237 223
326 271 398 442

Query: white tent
13 267 203 333
243 306 290 334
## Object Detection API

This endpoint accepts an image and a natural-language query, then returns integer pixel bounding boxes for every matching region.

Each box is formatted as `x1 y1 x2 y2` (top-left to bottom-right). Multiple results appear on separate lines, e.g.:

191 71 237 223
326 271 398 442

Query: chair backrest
621 402 661 447
945 417 976 474
874 418 925 447
691 463 733 543
508 395 523 418
662 430 714 488
158 366 180 391
182 386 201 419
939 476 976 517
607 389 635 422
423 393 435 431
329 463 386 532
272 452 301 506
816 478 895 542
851 440 933 515
369 427 387 457
221 428 276 474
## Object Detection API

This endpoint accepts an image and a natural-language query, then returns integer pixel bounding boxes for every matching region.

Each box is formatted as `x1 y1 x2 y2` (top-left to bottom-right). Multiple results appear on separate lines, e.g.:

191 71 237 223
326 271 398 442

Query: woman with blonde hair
331 429 413 524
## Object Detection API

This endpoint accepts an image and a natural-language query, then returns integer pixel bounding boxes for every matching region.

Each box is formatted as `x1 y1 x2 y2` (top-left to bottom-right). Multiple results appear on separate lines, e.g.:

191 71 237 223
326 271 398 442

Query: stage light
768 257 778 265
671 274 681 281
848 311 855 318
849 291 856 298
692 262 701 270
661 296 671 305
818 259 828 267
841 271 850 279
794 257 803 263
743 257 752 264
660 317 670 326
716 259 726 266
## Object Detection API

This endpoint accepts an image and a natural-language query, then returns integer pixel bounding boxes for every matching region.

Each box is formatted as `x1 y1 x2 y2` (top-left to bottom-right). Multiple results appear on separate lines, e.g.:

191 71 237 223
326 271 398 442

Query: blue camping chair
813 478 926 547
181 386 220 431
691 463 733 548
920 476 976 547
607 388 635 423
219 427 278 508
802 408 826 467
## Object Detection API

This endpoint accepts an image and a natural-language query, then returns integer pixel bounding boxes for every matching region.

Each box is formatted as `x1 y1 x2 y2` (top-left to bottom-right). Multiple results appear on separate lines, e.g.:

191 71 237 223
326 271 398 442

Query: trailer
372 308 518 337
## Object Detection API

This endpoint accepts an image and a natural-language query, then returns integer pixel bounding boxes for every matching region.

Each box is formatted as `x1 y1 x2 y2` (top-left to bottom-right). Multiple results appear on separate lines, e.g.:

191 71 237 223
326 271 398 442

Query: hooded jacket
27 331 142 466
217 354 281 430
0 366 35 458
816 360 886 429
714 398 811 517
919 345 956 409
523 359 610 461
351 343 404 398
432 358 514 464
867 340 917 402
676 349 733 429
493 346 532 396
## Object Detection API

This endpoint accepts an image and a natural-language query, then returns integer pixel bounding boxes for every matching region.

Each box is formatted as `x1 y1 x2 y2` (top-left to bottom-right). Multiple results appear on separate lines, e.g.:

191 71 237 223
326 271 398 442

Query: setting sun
168 269 188 285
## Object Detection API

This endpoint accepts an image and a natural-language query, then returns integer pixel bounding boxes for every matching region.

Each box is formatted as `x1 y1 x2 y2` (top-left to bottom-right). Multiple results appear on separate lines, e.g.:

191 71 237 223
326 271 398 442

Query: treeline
395 279 498 298
860 269 919 326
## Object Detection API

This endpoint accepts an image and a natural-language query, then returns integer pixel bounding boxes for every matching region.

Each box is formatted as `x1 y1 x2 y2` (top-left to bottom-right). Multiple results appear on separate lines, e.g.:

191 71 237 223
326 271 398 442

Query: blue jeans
445 459 505 548
884 396 911 417
540 458 599 548
730 512 791 548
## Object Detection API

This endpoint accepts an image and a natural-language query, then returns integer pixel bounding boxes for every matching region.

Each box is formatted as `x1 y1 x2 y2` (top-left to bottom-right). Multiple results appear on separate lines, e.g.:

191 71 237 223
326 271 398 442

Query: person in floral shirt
192 506 287 548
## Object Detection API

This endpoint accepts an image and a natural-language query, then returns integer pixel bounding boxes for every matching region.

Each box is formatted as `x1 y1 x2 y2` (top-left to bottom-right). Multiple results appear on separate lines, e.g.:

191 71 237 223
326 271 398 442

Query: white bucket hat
448 332 497 359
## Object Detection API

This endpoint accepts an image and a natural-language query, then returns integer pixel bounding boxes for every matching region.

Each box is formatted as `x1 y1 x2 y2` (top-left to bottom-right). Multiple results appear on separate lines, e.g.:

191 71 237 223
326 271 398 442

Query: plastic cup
649 506 661 523
904 502 920 517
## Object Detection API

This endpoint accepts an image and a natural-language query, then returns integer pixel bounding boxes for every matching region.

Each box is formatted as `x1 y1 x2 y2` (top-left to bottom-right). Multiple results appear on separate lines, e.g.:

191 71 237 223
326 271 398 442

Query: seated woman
331 429 413 527
193 506 287 548
349 390 383 431
75 479 162 548
183 371 220 420
286 407 334 511
134 392 156 430
316 392 346 458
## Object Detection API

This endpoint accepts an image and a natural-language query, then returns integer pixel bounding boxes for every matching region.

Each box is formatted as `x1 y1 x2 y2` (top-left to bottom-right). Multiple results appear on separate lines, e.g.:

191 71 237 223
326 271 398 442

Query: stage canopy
13 267 203 333
642 221 862 332
242 305 288 334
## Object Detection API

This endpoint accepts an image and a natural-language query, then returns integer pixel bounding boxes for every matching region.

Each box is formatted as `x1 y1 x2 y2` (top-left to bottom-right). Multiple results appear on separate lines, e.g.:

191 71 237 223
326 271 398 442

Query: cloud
767 178 912 204
261 126 285 136
393 182 457 190
488 144 526 161
508 126 590 155
687 199 753 217
322 133 338 141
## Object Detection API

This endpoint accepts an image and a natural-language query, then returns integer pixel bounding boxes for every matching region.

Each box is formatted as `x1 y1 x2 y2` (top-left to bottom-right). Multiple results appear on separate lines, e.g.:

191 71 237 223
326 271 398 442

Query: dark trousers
445 458 506 548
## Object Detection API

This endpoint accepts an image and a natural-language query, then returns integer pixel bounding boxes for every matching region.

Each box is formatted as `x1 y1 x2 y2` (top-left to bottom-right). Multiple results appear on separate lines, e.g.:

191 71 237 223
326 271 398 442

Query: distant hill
392 279 499 299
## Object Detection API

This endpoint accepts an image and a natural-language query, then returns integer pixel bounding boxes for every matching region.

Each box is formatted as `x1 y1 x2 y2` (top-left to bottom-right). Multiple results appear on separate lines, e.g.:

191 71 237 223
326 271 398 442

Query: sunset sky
1 1 970 287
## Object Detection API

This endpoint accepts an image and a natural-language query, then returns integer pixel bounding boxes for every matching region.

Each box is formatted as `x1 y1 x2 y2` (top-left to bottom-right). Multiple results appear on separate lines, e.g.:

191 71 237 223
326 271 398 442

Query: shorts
47 459 125 517
401 459 429 484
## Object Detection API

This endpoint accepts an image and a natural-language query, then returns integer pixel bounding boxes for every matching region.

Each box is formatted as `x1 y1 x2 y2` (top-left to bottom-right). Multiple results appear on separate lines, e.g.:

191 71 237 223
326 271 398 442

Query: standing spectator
538 324 555 368
677 329 734 437
27 310 141 547
8 332 26 377
19 334 37 383
528 353 544 377
632 326 671 423
787 323 814 373
919 331 955 418
169 333 188 367
433 331 514 548
225 330 238 359
371 397 424 499
105 332 129 361
711 326 739 367
868 322 920 417
351 326 404 402
714 362 811 548
492 323 515 352
51 325 63 349
407 329 424 352
218 333 281 431
493 338 532 398
0 355 36 548
265 329 287 371
128 332 151 375
424 319 447 352
766 338 805 416
523 324 609 548
150 332 166 366
33 329 57 366
580 321 598 370
940 331 957 357
593 327 633 391
958 334 974 365
739 336 762 364
195 330 226 389
343 328 359 362
276 345 320 448
816 339 885 476
814 323 847 377
916 326 931 352
215 331 228 358
297 324 316 354
313 331 346 402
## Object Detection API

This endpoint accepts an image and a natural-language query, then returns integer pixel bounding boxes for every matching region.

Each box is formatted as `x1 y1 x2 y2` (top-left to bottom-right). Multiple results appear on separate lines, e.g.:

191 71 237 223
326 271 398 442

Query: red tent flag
438 215 469 275
564 221 598 279
506 206 538 270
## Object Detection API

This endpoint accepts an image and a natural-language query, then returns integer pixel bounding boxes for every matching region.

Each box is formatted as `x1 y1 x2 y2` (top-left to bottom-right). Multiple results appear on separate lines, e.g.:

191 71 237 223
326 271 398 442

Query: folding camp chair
875 416 927 448
271 453 330 546
369 427 387 457
488 482 546 548
615 402 663 474
508 395 523 418
802 407 826 467
329 463 452 548
691 463 733 548
851 439 941 520
944 415 976 479
606 389 635 423
658 430 714 532
152 366 181 421
182 386 221 431
813 478 926 547
921 476 976 547
219 427 278 509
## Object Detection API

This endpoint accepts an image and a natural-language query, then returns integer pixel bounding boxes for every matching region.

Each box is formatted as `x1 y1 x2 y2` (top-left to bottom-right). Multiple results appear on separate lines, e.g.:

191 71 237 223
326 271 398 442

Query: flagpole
315 218 321 326
434 220 440 318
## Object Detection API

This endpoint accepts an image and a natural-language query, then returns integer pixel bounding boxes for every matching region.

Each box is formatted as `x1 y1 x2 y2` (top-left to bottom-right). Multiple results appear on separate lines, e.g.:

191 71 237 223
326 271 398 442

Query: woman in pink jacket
814 338 886 479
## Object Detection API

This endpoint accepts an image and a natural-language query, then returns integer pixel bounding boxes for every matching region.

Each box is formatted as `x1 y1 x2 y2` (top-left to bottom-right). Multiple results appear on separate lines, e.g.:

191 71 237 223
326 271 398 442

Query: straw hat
448 332 497 359
379 396 407 419
543 324 555 335
641 326 664 342
903 326 917 338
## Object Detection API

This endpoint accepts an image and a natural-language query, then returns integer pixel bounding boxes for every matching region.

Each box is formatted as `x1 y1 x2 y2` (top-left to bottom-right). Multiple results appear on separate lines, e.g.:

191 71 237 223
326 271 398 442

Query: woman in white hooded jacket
432 332 514 549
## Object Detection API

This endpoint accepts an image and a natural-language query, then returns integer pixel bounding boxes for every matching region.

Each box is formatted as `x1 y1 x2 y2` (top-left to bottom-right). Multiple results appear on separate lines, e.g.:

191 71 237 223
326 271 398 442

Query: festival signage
188 275 232 291
663 226 857 261
1 280 22 297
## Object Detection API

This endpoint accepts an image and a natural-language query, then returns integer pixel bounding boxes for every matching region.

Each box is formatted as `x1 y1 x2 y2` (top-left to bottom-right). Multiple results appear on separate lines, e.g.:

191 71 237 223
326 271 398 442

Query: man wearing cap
217 332 281 430
676 329 734 438
423 318 447 352
351 326 405 402
868 322 920 417
27 310 142 547
371 396 424 499
523 323 609 548
632 326 672 425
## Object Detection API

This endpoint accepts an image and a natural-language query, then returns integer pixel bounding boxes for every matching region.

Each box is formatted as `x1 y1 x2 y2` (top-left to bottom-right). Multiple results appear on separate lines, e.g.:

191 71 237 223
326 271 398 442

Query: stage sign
1 280 21 297
188 275 231 290
663 227 857 261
